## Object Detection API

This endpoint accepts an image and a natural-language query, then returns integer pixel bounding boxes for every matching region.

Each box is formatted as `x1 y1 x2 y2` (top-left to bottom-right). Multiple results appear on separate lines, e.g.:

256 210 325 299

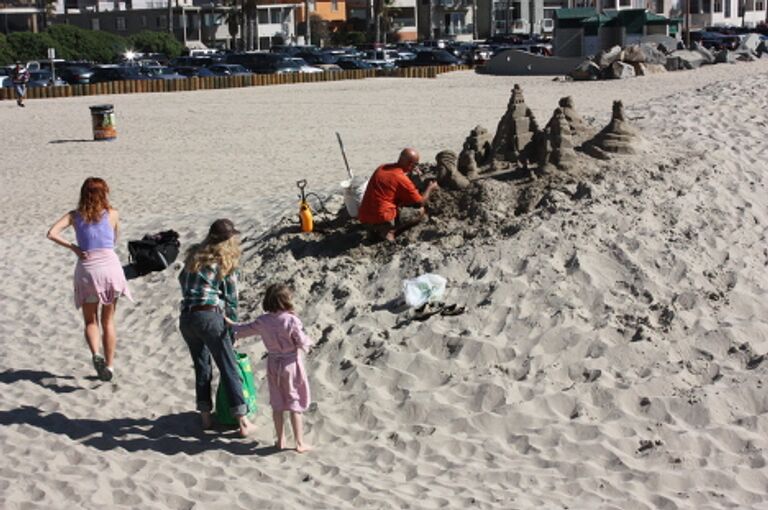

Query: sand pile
1 62 768 509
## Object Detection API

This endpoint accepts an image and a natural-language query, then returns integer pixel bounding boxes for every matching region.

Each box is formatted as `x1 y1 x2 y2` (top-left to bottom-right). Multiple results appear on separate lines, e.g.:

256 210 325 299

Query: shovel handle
336 132 353 180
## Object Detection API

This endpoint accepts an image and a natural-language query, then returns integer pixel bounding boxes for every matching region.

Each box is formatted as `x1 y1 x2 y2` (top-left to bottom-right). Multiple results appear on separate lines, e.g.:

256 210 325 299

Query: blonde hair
184 236 241 278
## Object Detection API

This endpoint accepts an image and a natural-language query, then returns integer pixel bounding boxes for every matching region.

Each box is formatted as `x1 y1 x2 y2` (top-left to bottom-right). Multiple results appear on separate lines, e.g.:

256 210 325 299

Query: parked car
173 66 215 78
0 67 10 87
690 31 740 50
361 50 397 69
225 52 300 74
398 50 461 67
32 70 67 87
336 58 374 70
206 63 253 76
286 57 323 74
295 51 339 70
170 56 217 68
141 66 186 80
89 65 150 83
57 65 94 85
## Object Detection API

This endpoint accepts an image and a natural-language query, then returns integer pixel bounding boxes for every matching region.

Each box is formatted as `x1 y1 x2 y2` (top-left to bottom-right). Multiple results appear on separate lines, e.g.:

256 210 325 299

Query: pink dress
233 311 313 412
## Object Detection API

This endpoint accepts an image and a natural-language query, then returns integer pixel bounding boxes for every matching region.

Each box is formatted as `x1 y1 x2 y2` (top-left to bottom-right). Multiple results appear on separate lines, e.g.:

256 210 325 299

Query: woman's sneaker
92 354 112 381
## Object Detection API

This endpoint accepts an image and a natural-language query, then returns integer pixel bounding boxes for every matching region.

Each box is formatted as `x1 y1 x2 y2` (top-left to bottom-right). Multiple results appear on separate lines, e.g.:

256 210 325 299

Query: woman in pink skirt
47 177 132 381
228 283 313 452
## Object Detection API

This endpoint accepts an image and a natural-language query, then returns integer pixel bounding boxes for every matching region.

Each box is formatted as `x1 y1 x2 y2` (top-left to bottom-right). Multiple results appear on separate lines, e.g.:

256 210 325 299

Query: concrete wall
479 49 583 74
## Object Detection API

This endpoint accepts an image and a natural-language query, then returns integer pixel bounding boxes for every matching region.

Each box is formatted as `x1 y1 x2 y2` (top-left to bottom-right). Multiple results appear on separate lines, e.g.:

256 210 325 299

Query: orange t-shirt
358 164 423 224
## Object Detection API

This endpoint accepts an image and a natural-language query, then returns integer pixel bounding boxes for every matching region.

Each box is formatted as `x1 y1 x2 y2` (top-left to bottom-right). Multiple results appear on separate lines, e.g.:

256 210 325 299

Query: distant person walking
12 62 30 108
47 177 133 382
227 283 314 452
178 219 254 436
358 148 439 242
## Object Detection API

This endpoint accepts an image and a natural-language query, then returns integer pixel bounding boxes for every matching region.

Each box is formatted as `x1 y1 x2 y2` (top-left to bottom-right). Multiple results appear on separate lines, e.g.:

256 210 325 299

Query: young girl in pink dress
229 283 313 452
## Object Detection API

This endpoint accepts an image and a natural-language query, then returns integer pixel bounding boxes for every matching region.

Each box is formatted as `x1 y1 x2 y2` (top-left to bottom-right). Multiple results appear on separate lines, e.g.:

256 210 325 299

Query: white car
286 58 323 74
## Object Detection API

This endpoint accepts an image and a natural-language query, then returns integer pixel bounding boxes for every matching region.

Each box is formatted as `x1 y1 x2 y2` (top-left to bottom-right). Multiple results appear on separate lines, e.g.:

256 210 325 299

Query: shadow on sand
0 369 82 394
0 406 281 457
49 139 97 144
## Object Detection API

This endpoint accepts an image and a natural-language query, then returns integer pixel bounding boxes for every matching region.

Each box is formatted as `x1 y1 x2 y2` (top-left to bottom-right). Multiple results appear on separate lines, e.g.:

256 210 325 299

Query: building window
116 17 126 31
141 15 147 27
745 0 754 9
332 0 338 10
271 8 281 23
714 0 722 10
756 0 764 10
91 18 100 30
259 9 268 23
619 0 630 6
157 15 166 28
725 0 730 16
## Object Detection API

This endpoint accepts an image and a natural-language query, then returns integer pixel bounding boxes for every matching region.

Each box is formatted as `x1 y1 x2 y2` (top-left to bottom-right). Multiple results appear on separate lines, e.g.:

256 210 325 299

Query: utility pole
305 0 311 44
167 0 173 34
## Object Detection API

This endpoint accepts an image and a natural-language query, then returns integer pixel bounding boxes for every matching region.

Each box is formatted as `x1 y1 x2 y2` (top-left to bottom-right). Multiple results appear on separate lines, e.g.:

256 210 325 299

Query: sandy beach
2 61 768 509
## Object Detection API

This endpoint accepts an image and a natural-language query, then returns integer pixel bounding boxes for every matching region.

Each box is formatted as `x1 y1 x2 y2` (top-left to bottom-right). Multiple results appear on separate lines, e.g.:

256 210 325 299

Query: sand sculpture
434 150 471 190
557 96 588 138
458 126 492 178
547 108 578 170
491 84 538 167
582 100 638 159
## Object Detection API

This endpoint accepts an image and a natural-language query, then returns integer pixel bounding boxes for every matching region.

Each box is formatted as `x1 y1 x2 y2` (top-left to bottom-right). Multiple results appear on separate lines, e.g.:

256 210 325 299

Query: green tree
128 30 183 57
7 32 57 62
45 24 127 62
0 34 13 65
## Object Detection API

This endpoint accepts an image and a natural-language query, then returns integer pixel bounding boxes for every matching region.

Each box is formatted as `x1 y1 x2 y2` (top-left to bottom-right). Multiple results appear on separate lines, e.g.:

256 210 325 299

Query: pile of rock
571 36 767 81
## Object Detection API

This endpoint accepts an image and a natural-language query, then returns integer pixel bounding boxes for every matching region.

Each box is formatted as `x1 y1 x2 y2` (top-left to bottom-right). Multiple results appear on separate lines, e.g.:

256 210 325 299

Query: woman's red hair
77 177 111 223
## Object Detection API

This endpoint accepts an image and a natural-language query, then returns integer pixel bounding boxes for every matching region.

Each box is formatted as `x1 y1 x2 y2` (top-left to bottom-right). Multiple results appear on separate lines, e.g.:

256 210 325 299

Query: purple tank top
74 210 114 251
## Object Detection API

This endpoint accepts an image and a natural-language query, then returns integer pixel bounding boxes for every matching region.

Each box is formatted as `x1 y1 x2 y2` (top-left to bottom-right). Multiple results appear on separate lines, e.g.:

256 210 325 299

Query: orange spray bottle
297 179 314 233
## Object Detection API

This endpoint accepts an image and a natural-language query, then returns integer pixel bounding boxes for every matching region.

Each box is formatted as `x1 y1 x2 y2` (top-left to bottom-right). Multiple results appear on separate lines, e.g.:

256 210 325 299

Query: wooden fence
0 65 470 101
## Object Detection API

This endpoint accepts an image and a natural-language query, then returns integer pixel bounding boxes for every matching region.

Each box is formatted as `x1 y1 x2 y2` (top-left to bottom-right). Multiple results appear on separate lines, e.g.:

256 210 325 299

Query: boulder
622 44 667 65
668 50 705 69
692 42 716 65
632 62 667 75
604 61 636 80
714 50 736 64
570 60 600 80
735 50 756 62
739 33 762 53
595 45 622 68
640 34 680 54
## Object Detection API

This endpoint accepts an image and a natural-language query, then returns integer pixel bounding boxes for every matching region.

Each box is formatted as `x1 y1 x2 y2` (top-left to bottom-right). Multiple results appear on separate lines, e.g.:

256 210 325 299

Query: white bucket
340 175 368 218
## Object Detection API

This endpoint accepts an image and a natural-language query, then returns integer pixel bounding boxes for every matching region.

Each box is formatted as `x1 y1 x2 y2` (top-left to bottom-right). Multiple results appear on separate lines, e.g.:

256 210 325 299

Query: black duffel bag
128 230 180 276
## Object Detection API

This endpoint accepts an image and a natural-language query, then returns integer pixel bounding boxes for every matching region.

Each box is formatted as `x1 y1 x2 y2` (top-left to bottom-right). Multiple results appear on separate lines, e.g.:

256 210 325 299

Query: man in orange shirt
358 148 439 241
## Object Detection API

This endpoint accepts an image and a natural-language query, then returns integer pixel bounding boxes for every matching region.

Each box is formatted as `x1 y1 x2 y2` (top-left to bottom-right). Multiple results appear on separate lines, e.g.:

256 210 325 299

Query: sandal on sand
413 302 445 321
92 355 112 382
440 304 466 316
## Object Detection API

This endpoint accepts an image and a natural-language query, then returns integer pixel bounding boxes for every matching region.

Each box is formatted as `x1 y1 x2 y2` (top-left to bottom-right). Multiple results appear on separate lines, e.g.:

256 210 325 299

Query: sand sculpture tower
547 108 578 170
458 125 492 178
558 96 587 138
583 100 638 159
491 84 538 165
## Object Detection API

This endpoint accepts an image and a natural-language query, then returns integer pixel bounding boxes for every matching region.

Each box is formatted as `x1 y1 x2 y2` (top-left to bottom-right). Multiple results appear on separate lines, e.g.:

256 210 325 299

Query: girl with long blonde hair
178 219 253 437
47 177 132 382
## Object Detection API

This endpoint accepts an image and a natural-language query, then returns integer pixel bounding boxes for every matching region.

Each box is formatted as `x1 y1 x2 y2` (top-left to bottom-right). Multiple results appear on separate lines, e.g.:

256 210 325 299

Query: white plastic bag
402 273 447 308
340 175 368 218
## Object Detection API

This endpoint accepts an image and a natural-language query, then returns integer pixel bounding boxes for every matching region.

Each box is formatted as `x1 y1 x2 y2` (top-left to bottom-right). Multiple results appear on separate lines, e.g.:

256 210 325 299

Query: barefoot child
228 283 313 452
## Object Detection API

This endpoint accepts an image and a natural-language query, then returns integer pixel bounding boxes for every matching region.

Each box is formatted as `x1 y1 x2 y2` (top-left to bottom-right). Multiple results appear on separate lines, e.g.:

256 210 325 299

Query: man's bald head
397 148 420 170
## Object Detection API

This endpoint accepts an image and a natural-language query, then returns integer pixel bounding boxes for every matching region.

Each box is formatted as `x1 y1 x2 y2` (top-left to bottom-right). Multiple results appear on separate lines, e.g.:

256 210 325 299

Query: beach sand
1 61 768 509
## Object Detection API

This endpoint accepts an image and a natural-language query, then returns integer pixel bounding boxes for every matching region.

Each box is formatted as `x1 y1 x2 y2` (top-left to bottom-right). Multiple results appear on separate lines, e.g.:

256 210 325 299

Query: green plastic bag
215 351 258 425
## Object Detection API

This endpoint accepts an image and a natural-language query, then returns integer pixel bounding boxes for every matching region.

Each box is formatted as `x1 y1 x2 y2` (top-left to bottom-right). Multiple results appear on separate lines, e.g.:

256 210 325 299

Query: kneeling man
358 148 438 242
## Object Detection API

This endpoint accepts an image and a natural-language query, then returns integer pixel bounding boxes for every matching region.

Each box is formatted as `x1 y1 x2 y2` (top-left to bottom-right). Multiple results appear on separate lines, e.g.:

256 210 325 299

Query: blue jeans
179 310 246 417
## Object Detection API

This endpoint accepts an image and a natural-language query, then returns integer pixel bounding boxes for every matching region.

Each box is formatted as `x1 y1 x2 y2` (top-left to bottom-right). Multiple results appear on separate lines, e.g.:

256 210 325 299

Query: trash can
89 104 117 141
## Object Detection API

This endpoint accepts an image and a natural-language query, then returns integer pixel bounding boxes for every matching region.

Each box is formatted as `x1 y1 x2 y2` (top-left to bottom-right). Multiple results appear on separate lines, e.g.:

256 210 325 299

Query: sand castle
546 108 578 171
582 100 638 159
458 126 493 178
491 84 538 167
557 96 588 139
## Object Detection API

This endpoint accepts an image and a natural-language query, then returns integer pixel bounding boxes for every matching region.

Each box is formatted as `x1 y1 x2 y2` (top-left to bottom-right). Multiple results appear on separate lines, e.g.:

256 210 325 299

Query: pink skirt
267 351 311 412
73 249 132 308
